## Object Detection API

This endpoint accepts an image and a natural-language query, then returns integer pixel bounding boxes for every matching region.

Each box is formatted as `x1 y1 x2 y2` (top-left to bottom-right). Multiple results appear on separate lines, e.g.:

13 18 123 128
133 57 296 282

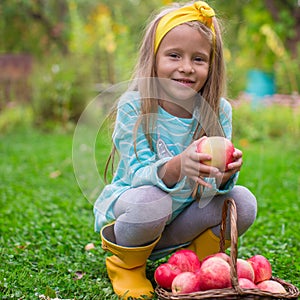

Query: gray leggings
113 185 257 249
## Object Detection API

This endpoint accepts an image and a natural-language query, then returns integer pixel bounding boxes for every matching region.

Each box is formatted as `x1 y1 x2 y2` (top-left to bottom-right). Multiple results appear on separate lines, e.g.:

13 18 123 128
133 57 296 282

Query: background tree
0 0 299 128
264 0 300 58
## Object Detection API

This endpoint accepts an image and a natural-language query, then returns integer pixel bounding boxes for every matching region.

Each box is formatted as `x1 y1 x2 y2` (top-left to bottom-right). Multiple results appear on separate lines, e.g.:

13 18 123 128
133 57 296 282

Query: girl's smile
173 78 196 88
155 24 211 117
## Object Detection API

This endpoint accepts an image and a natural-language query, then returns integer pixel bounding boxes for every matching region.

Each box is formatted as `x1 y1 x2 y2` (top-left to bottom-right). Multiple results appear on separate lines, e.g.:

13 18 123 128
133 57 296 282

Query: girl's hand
159 138 241 189
180 137 221 188
215 147 243 187
227 147 243 173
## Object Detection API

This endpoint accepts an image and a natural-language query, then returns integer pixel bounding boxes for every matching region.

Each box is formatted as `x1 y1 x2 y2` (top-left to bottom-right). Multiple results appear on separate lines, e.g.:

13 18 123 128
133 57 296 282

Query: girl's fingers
199 164 220 177
196 176 212 188
233 148 243 158
196 152 211 162
227 157 243 171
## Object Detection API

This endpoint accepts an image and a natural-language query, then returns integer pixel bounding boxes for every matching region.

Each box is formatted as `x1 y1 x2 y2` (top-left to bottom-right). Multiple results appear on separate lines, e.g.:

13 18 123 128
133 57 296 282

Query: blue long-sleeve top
94 91 238 232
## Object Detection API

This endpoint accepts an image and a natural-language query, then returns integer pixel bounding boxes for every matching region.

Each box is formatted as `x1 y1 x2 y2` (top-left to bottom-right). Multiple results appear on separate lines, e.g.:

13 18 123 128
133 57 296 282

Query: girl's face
155 24 211 116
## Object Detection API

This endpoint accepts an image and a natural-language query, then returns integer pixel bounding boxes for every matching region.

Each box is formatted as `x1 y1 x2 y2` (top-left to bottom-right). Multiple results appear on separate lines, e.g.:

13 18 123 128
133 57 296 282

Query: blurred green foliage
0 103 32 133
0 0 299 128
232 102 300 142
30 54 94 131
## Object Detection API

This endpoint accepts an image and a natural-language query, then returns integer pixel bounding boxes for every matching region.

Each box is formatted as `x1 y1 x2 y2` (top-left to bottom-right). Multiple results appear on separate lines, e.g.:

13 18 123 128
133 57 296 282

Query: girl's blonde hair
105 2 226 181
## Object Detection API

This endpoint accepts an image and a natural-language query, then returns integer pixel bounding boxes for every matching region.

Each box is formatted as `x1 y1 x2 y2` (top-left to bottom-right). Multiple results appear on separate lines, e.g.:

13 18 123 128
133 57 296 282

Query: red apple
236 258 255 282
238 278 258 289
154 263 182 290
247 255 272 284
257 280 286 294
168 249 201 272
171 272 200 295
196 136 235 171
197 257 231 291
202 252 231 264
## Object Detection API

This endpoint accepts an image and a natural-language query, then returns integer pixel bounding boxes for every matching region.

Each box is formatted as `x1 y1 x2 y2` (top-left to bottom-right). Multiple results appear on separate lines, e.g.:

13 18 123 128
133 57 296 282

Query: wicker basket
155 198 300 300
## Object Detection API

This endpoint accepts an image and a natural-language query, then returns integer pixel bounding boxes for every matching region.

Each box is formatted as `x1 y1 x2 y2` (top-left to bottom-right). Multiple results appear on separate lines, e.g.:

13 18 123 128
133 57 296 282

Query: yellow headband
154 1 215 53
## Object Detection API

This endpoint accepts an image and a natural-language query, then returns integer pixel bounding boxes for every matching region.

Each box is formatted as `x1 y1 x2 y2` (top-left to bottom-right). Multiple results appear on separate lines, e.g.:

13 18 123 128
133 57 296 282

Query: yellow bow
154 1 215 53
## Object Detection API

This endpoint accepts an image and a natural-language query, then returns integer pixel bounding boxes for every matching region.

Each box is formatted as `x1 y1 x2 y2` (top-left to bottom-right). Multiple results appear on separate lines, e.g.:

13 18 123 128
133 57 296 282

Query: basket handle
219 198 243 294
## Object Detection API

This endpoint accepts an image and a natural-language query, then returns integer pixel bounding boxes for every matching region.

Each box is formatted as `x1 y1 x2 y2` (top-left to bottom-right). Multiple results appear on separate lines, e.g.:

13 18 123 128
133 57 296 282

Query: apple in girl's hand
171 272 200 294
154 263 182 290
197 257 231 290
236 258 255 282
247 255 272 284
196 136 235 171
257 280 287 294
168 249 201 272
238 278 258 289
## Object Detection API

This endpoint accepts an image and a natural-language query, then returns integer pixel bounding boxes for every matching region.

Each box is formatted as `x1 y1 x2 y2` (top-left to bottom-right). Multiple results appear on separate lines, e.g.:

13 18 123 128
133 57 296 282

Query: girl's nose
178 59 194 74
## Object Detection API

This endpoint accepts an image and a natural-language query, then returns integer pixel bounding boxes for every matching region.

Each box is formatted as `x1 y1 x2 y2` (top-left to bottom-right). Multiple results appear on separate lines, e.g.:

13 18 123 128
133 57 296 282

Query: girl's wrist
217 171 234 189
158 155 182 187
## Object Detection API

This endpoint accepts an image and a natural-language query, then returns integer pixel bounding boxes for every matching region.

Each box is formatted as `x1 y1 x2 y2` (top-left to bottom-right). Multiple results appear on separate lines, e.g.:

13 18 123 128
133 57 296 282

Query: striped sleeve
113 94 186 192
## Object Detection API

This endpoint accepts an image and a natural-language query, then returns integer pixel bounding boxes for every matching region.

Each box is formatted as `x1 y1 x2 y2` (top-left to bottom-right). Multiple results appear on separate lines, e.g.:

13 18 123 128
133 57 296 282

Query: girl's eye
194 57 205 63
168 53 180 59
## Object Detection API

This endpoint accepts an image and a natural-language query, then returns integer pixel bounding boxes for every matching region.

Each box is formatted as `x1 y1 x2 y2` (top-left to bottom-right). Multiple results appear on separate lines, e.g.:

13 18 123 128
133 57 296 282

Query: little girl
94 1 257 299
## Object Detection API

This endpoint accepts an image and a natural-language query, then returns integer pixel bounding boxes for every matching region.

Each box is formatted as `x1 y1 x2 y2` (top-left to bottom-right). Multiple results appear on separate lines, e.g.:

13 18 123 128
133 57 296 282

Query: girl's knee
231 185 257 234
233 185 257 210
114 186 172 246
114 185 173 224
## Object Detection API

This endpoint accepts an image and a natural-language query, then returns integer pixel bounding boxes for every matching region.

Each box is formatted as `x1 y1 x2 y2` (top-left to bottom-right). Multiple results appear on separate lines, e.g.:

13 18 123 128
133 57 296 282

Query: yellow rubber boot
186 229 231 261
101 223 160 299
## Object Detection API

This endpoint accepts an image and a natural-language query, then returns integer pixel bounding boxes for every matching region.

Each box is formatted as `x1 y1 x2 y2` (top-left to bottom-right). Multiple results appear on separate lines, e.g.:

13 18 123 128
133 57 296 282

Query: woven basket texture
155 198 300 300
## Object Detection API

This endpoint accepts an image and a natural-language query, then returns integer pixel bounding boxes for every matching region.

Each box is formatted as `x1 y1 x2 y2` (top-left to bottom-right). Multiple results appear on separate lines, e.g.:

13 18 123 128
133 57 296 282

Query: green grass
235 137 300 283
0 129 116 299
0 128 299 299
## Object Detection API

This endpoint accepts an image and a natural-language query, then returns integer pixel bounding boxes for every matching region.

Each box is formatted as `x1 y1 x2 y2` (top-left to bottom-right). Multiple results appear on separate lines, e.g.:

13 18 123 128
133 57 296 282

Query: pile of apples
154 249 287 295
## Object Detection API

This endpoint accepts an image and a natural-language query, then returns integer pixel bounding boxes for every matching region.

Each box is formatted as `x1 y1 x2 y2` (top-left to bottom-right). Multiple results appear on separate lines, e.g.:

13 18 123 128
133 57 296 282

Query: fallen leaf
73 271 85 280
85 243 95 251
49 170 61 178
15 242 31 250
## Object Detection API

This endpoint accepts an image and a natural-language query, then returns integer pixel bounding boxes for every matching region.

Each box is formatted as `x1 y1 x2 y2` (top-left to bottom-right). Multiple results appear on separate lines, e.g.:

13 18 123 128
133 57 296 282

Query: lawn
0 127 299 299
